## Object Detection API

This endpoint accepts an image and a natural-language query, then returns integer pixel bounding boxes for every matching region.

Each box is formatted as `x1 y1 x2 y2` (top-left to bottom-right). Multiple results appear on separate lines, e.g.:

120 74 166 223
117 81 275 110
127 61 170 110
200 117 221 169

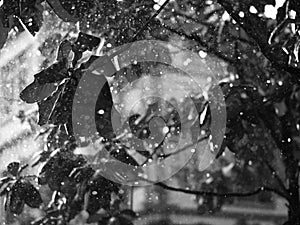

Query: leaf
20 60 68 104
7 193 25 215
7 162 20 177
23 182 43 208
110 148 139 167
37 82 65 125
39 151 86 191
49 78 78 125
73 32 101 52
34 60 69 85
6 180 26 215
72 32 100 67
19 1 44 36
20 81 58 104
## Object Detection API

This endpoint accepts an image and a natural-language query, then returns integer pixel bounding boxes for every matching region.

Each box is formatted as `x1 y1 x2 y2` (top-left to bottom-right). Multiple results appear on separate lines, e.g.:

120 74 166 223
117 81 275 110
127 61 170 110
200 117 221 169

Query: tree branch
157 134 209 159
261 158 288 193
216 0 300 81
141 178 287 198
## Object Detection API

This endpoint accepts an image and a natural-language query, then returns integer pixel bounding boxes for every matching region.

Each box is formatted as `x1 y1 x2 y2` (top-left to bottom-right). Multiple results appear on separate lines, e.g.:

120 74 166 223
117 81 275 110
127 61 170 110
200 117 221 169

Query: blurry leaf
108 216 133 225
119 209 138 219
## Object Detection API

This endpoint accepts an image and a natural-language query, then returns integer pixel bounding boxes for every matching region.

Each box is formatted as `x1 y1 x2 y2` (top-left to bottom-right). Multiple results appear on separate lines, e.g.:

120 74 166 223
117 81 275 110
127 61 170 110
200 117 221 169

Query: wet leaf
20 82 58 104
23 182 43 208
6 180 26 215
37 82 66 126
72 32 100 67
20 60 68 104
73 32 100 53
49 78 77 125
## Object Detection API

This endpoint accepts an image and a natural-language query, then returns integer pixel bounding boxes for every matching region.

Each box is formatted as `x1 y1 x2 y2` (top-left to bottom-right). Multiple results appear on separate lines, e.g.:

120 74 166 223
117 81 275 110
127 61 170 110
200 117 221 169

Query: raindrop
199 50 207 58
98 109 105 115
249 6 258 14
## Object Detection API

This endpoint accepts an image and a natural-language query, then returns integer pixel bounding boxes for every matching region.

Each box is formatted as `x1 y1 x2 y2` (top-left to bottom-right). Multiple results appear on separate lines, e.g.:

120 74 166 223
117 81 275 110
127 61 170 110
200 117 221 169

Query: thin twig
140 177 287 198
157 134 209 159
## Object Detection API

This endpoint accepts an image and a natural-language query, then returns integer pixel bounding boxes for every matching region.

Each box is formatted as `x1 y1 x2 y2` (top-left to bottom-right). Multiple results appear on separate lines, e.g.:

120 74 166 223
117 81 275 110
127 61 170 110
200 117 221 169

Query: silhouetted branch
217 0 300 80
157 134 209 159
140 177 287 198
